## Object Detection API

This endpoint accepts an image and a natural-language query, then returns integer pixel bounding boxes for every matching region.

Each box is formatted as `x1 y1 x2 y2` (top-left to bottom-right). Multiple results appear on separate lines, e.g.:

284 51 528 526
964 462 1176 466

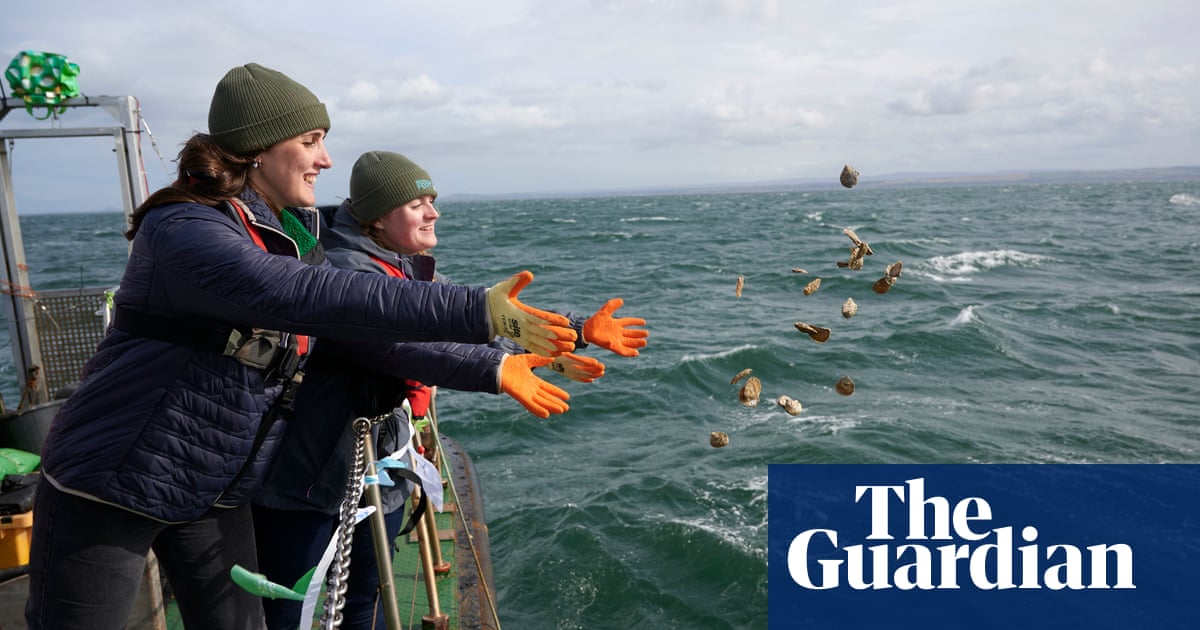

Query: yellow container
0 511 33 569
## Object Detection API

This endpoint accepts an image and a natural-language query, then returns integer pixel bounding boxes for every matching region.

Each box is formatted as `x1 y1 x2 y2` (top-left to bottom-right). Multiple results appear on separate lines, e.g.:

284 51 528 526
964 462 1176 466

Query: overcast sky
1 0 1196 212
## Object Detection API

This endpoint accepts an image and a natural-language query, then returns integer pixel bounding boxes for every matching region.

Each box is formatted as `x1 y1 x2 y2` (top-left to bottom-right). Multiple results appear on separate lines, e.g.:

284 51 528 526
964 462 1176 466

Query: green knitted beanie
208 63 330 155
349 151 437 224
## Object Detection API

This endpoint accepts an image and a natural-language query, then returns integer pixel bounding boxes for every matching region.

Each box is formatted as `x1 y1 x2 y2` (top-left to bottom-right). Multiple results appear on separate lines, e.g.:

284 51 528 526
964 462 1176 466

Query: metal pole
361 436 403 630
423 391 447 571
413 485 448 629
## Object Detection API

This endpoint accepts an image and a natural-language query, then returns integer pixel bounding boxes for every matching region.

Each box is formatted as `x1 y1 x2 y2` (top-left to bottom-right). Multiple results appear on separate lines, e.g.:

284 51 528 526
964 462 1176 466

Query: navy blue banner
768 465 1200 629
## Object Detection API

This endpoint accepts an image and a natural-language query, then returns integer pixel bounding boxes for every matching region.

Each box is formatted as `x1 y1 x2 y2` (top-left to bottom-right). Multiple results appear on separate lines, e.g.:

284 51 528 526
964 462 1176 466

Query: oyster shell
837 229 872 269
777 395 803 416
836 375 855 396
872 261 903 294
840 164 859 188
791 267 807 274
738 376 762 406
841 297 858 318
843 228 874 256
710 431 730 448
730 368 753 385
803 278 822 296
735 275 744 298
794 321 831 343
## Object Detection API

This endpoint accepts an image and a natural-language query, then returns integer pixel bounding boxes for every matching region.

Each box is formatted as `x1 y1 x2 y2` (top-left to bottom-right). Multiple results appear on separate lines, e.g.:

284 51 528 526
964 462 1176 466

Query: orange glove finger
488 271 577 357
582 298 649 357
548 352 606 383
500 353 571 418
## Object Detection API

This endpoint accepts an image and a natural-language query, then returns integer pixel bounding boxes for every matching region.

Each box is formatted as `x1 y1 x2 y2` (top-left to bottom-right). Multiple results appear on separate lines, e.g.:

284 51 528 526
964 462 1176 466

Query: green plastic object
0 448 40 475
230 564 311 601
4 50 81 119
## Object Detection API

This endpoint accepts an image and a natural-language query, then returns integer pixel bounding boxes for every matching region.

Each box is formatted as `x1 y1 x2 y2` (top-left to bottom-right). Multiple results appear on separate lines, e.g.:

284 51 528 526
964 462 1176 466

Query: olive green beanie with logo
207 63 330 155
349 151 437 224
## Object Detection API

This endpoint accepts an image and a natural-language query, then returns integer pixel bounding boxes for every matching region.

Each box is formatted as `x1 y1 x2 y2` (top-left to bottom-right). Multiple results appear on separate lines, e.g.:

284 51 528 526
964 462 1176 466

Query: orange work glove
547 352 606 383
582 298 648 357
487 271 577 357
500 353 571 418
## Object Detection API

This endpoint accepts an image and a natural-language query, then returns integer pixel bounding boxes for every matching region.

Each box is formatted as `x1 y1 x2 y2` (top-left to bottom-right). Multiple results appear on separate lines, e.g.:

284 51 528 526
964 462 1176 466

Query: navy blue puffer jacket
40 191 494 523
253 201 510 514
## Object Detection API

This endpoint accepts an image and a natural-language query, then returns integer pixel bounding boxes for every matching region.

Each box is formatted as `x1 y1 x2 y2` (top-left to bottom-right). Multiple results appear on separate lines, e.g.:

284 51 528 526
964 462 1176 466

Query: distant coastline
440 165 1200 202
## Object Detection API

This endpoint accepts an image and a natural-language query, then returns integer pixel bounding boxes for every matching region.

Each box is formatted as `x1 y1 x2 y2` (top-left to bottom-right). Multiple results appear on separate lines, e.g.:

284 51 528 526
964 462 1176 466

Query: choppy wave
923 249 1055 278
1169 193 1200 206
620 216 680 222
680 344 757 364
950 304 979 326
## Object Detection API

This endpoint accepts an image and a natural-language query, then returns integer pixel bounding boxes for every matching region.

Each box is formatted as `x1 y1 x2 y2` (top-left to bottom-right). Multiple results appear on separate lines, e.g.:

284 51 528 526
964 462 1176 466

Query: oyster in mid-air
838 228 873 270
872 261 904 294
730 368 753 385
841 297 858 318
840 164 859 188
777 395 803 416
836 375 855 396
738 376 763 406
735 275 745 298
710 431 730 448
803 278 822 296
794 321 831 343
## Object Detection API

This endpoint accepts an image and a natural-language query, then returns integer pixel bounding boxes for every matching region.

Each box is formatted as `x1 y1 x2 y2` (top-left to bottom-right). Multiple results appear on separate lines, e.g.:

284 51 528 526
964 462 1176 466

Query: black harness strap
111 305 244 355
382 467 429 538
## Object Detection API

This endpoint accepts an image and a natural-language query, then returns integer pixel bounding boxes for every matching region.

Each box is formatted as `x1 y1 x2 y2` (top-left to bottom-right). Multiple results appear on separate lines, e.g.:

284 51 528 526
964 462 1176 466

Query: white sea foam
1169 193 1200 206
590 231 634 240
893 236 952 246
787 413 862 434
672 475 769 558
621 216 679 222
950 305 978 326
925 249 1053 277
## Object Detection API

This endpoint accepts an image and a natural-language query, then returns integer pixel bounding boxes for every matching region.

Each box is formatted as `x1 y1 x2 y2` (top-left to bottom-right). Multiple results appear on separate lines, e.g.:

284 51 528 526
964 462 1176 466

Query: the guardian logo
768 465 1199 629
788 477 1134 592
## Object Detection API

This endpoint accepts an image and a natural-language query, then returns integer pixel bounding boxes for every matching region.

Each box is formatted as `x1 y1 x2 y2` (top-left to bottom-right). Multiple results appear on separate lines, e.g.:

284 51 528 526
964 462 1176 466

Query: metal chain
321 416 375 629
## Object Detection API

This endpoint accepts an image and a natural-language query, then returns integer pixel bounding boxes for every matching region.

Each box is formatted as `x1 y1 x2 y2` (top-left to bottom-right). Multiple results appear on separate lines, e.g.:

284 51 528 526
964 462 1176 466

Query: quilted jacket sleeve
314 339 505 394
127 203 491 344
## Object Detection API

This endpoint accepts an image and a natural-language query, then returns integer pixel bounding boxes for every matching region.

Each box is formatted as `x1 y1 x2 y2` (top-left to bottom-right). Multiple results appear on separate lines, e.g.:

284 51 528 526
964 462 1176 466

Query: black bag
0 473 38 515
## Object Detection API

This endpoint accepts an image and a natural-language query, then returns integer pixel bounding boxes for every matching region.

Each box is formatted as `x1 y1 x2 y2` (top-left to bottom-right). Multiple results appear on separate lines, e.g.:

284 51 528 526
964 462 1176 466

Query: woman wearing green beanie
24 65 579 630
252 150 651 629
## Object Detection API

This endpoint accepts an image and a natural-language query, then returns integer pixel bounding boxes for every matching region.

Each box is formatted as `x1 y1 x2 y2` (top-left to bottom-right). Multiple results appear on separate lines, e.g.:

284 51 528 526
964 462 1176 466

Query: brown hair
125 134 255 240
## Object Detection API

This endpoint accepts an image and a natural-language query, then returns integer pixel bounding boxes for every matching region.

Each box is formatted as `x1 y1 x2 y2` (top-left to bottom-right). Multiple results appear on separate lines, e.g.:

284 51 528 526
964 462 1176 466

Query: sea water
3 180 1198 628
